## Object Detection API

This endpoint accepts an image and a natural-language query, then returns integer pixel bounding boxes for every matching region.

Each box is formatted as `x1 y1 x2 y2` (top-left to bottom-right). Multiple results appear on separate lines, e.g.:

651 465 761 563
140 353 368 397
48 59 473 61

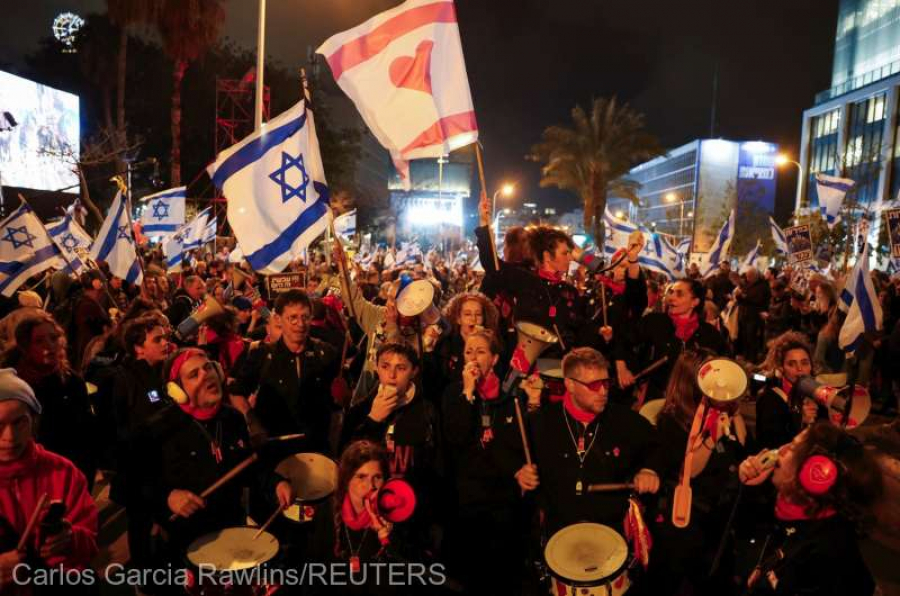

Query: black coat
527 400 661 536
440 381 522 509
230 337 339 454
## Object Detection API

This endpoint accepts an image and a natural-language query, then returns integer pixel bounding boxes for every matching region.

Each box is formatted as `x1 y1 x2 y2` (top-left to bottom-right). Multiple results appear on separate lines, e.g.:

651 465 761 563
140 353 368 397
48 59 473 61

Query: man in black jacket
229 289 339 455
515 348 661 536
736 267 771 363
165 275 206 333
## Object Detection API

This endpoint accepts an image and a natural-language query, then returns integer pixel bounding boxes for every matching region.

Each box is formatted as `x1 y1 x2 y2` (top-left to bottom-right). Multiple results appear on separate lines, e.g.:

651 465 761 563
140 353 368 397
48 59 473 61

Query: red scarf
598 275 626 296
781 378 794 398
477 371 500 400
670 312 699 342
563 390 596 424
341 493 372 530
179 401 222 421
775 495 836 521
538 268 564 283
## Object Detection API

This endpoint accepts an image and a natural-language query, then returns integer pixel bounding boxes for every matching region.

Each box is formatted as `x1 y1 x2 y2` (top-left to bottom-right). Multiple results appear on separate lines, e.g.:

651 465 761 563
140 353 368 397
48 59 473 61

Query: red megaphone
367 478 416 523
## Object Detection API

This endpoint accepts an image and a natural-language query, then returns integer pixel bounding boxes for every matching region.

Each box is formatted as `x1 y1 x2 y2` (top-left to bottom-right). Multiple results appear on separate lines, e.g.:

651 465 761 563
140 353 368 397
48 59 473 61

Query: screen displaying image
0 70 80 193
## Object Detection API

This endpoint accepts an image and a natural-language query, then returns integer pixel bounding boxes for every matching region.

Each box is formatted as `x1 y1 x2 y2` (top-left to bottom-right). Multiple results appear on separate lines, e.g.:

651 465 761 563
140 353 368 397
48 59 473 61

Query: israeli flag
200 213 217 245
139 186 186 235
815 174 855 229
603 209 679 280
701 210 736 277
333 209 357 240
0 202 70 296
208 96 329 274
838 244 882 353
46 213 93 274
769 216 788 255
164 208 211 271
741 240 762 272
90 191 143 285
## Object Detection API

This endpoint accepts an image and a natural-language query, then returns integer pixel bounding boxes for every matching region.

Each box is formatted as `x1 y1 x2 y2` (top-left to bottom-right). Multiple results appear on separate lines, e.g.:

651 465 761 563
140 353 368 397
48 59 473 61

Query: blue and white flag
46 213 92 274
838 244 882 353
702 210 736 277
333 209 356 240
769 216 788 255
90 191 143 285
164 208 211 272
139 186 186 235
815 173 855 229
208 96 329 274
0 202 70 296
741 240 762 272
200 213 217 245
603 209 679 279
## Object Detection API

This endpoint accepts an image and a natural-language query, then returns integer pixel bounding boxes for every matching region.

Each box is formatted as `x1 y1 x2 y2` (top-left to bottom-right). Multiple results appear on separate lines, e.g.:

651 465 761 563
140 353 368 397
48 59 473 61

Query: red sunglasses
568 377 611 392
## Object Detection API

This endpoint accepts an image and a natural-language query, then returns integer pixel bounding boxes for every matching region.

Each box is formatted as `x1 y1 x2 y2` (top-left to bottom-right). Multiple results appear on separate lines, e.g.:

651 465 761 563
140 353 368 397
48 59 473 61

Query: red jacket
0 441 98 568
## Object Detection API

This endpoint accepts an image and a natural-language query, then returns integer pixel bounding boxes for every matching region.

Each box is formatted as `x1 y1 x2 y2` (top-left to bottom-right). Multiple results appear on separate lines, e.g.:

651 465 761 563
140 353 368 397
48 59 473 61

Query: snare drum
537 358 566 401
275 453 338 524
185 526 279 595
544 523 631 596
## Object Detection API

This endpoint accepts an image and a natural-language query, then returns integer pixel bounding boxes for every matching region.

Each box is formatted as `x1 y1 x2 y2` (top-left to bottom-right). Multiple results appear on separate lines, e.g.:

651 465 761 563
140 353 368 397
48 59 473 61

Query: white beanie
0 369 41 415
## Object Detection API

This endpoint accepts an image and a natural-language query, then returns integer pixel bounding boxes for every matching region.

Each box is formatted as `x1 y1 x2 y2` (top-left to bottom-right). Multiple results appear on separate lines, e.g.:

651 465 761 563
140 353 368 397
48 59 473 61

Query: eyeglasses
282 314 311 326
567 377 611 392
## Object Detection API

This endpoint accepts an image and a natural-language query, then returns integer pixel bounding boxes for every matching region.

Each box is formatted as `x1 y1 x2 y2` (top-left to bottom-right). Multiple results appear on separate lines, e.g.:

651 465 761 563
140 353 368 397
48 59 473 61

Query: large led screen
0 70 80 193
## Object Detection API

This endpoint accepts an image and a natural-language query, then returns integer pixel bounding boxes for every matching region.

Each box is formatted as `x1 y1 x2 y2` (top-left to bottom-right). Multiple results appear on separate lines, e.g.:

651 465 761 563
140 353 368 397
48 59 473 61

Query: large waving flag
47 213 93 274
164 208 211 272
90 191 143 285
702 210 736 277
208 94 329 274
139 186 186 236
768 216 788 255
815 174 855 229
838 244 882 353
317 0 478 186
0 202 70 296
740 239 762 272
603 209 679 279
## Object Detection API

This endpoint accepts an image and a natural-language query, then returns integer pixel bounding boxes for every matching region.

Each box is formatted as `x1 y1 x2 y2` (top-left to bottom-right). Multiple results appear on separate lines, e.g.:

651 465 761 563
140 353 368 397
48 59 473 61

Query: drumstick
632 356 669 383
17 493 48 551
600 283 608 327
253 505 284 540
169 453 259 522
513 398 533 466
265 433 306 443
586 483 634 493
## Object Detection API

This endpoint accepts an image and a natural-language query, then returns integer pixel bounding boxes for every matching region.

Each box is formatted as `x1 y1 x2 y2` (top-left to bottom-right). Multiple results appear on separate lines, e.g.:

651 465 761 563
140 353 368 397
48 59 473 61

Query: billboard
0 70 80 193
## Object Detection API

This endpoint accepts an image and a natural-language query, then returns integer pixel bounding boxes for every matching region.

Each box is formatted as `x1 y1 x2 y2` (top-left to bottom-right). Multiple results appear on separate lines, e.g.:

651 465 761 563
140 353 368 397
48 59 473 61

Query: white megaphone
696 358 748 407
175 296 226 340
395 279 441 325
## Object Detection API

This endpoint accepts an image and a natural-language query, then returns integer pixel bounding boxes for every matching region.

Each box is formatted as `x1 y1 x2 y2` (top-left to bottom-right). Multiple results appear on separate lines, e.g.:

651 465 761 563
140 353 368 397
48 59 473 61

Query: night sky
1 0 839 217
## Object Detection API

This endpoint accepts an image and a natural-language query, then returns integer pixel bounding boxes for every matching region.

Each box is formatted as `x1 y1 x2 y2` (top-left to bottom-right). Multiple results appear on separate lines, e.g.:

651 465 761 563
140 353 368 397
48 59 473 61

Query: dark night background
0 0 839 223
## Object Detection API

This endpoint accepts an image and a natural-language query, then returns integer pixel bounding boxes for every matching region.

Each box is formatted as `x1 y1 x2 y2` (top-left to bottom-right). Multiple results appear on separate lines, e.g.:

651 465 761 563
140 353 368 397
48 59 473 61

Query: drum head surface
186 527 278 571
275 453 338 501
544 523 628 584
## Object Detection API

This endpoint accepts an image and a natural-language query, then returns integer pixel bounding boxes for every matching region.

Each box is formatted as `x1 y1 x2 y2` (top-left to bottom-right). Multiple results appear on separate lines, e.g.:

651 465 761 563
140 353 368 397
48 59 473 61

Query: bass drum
544 523 631 596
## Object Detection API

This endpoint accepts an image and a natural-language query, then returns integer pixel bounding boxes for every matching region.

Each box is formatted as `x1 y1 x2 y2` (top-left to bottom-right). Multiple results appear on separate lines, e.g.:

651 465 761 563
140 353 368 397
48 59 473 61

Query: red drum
537 358 566 401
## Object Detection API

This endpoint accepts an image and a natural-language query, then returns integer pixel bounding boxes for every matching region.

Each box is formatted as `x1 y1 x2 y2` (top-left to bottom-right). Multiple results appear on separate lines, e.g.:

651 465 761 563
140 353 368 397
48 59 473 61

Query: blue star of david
268 151 310 203
2 225 37 250
116 225 133 244
152 201 170 221
60 233 78 251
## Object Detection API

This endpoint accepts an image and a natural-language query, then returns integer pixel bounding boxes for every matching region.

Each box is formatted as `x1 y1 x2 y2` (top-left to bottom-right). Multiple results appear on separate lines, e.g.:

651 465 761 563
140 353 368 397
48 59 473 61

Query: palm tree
528 97 663 240
157 0 225 185
106 0 162 150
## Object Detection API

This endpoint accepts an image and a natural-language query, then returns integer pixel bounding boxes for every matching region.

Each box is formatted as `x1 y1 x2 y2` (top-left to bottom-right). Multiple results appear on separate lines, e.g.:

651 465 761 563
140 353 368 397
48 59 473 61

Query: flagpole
474 143 500 271
255 0 266 131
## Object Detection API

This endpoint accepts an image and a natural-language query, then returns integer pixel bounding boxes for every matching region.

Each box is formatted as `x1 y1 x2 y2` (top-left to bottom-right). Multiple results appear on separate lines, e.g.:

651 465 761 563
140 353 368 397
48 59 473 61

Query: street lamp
492 183 515 219
665 192 685 238
776 153 804 212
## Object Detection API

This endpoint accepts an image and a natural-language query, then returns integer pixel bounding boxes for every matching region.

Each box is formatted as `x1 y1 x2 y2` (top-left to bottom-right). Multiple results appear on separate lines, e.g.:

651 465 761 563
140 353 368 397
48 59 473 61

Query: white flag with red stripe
317 0 478 187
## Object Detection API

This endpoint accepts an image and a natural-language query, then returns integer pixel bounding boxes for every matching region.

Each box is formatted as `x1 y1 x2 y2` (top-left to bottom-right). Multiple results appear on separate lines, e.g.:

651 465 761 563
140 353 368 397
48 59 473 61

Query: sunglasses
567 377 611 392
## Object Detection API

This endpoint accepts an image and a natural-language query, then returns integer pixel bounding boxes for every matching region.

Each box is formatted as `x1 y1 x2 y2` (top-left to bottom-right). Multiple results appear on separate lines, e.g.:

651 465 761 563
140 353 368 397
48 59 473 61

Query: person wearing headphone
738 423 884 595
138 348 293 555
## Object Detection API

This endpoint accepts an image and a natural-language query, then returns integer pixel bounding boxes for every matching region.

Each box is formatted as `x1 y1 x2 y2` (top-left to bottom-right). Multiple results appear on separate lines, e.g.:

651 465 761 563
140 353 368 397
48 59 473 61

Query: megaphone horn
231 267 252 289
370 478 416 523
514 321 559 365
176 296 226 340
696 358 748 407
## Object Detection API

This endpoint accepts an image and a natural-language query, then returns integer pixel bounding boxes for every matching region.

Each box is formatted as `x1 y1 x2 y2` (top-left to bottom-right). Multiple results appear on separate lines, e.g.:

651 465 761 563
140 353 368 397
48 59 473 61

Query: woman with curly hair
431 291 500 391
739 423 884 595
1 314 98 489
755 331 823 450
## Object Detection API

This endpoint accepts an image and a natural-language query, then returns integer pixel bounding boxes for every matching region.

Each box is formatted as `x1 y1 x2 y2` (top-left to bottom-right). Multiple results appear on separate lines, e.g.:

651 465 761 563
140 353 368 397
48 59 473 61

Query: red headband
169 348 207 382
